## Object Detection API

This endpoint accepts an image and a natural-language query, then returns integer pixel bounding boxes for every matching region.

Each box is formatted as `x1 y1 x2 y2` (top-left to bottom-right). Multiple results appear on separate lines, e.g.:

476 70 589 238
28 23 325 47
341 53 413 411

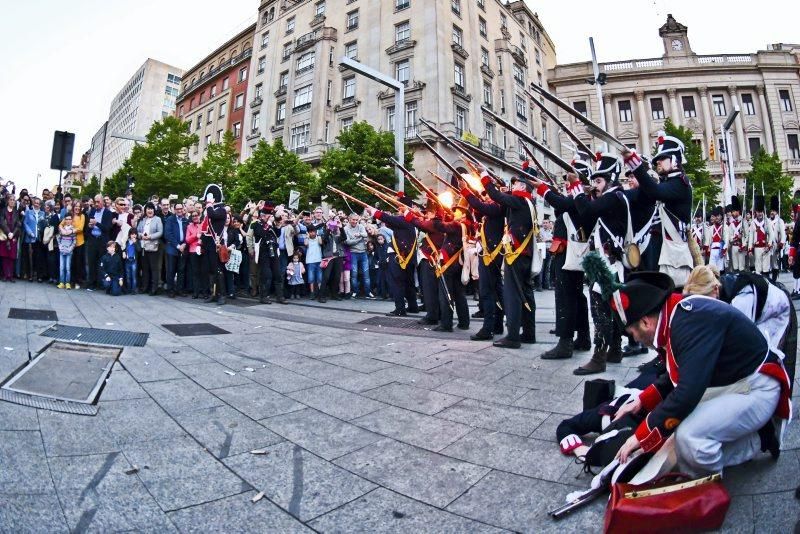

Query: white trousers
730 245 746 272
709 246 725 272
675 372 779 476
754 247 771 274
770 250 782 271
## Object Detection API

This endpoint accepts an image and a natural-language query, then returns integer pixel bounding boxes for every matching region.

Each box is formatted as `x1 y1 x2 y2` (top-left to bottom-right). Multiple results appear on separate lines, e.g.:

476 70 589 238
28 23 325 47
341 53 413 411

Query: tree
661 118 718 208
103 161 131 201
199 130 239 194
82 176 101 198
746 147 793 219
318 121 414 210
229 138 316 209
125 116 200 201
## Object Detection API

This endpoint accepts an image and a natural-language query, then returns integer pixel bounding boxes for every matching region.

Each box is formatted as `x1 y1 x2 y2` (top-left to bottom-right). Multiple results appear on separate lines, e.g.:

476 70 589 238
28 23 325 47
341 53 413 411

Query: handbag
217 243 230 264
225 248 242 273
0 228 7 242
563 214 591 272
583 378 615 411
604 473 730 534
524 198 543 276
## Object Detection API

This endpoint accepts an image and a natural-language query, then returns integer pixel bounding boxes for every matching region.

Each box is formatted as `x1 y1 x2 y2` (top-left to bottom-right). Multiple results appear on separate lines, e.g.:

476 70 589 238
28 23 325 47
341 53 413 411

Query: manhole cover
2 341 121 404
9 308 58 321
41 325 149 347
162 323 231 336
0 389 98 415
358 316 431 330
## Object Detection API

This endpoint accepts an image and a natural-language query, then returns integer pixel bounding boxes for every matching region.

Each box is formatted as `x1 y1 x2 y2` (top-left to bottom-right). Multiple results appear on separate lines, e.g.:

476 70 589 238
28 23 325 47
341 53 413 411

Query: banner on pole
288 190 301 210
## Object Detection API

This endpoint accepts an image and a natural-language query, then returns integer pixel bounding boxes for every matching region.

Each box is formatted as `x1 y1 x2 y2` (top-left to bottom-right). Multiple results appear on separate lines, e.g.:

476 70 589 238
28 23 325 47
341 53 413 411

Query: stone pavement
0 279 798 533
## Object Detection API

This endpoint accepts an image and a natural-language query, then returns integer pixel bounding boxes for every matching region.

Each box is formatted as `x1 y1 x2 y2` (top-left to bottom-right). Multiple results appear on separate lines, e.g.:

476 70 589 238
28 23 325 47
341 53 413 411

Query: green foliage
124 116 200 201
661 118 718 207
103 161 131 200
199 130 239 194
746 147 794 219
82 175 101 198
229 138 316 209
318 121 414 210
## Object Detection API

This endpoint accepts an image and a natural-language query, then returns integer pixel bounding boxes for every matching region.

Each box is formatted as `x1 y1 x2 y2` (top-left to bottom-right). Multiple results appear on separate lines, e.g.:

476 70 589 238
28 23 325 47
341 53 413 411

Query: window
535 48 541 65
326 80 332 105
258 55 266 74
290 123 310 149
324 121 330 143
276 101 286 123
234 93 244 109
386 106 395 131
454 63 465 90
282 42 292 61
261 31 269 49
483 82 492 106
780 89 793 112
179 105 184 116
286 16 295 34
294 84 313 109
541 120 548 144
395 21 410 44
345 41 358 59
711 94 725 116
219 102 226 117
748 137 761 157
222 77 229 90
297 51 315 72
477 0 485 9
679 96 696 118
406 101 418 136
485 121 494 144
238 66 248 83
741 93 756 115
478 17 487 38
206 109 213 124
210 85 217 97
347 10 359 30
204 134 211 147
395 59 410 84
396 0 410 10
512 64 524 86
452 25 463 46
255 83 263 99
199 92 204 104
251 111 260 133
329 46 334 66
500 89 506 111
650 97 665 120
315 1 325 16
341 117 354 131
480 47 489 67
520 33 526 51
497 54 502 74
501 128 507 149
618 100 632 122
279 71 289 90
217 129 223 143
196 116 202 130
455 105 466 135
342 76 356 100
451 0 461 16
789 134 800 159
515 95 527 120
233 122 242 139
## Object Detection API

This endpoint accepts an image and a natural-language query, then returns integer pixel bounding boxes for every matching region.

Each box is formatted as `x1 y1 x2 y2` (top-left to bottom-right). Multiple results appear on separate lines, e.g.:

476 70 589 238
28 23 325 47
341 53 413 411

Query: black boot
470 329 494 341
622 342 648 357
606 343 623 364
574 345 607 375
260 288 272 304
574 333 592 352
542 338 573 360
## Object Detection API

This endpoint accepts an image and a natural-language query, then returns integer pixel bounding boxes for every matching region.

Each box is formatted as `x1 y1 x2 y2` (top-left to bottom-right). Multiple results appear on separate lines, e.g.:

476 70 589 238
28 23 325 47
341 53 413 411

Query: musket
416 133 467 184
326 185 373 211
518 142 560 188
391 158 455 216
427 170 461 194
418 117 505 184
529 84 629 153
356 182 405 210
361 175 397 198
526 89 594 156
481 106 578 175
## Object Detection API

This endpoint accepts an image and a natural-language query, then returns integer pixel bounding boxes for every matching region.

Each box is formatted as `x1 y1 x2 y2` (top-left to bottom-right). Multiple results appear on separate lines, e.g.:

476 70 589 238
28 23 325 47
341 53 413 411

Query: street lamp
722 106 740 204
338 56 405 191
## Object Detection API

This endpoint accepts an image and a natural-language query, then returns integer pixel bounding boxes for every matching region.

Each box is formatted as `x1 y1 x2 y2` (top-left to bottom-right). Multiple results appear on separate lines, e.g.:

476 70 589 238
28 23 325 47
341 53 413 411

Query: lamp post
339 56 405 191
722 106 740 204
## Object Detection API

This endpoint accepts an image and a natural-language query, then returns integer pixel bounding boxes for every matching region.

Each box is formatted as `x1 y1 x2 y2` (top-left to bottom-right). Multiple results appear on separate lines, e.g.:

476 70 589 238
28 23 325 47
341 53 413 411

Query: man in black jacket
253 207 287 304
201 185 228 305
86 194 114 290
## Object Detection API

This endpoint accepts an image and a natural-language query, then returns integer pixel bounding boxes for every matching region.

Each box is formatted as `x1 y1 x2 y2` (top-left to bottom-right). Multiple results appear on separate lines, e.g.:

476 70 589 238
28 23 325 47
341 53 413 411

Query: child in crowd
99 241 124 296
123 228 138 294
305 227 322 299
286 253 306 299
375 234 390 299
57 213 76 289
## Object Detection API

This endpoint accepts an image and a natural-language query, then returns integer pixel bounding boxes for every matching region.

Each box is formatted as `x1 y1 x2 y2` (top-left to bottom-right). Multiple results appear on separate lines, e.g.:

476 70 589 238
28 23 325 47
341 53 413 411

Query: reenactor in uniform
727 196 746 272
748 196 772 276
415 201 444 326
691 208 706 259
767 195 786 282
705 206 726 273
788 194 800 299
200 184 228 305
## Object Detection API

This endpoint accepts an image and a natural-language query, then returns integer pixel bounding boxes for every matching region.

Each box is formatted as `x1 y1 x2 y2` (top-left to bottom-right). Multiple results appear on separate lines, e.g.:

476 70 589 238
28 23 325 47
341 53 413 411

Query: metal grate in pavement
162 323 231 337
41 325 149 347
358 316 431 330
8 308 58 321
0 388 99 415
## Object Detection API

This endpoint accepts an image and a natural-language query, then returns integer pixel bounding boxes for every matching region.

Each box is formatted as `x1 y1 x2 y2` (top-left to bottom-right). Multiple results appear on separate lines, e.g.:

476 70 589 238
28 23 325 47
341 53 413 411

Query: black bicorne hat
730 195 741 213
770 195 779 213
202 184 224 204
651 133 686 165
591 153 623 187
612 271 675 327
754 195 765 213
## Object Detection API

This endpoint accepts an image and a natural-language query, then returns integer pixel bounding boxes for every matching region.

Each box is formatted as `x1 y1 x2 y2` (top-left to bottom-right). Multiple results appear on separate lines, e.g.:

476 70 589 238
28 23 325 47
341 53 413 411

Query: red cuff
374 210 384 220
790 247 796 258
461 187 473 198
480 173 491 186
639 384 663 412
536 183 550 197
634 417 665 453
403 211 415 222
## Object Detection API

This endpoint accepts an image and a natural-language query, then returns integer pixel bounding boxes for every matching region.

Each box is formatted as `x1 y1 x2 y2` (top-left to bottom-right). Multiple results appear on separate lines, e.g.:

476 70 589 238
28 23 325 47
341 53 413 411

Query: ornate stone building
548 15 800 188
242 0 558 186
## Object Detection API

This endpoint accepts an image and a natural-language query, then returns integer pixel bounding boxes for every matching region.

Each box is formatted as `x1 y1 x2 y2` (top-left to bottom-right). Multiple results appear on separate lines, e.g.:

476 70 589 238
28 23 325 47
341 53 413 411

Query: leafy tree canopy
199 130 239 194
661 118 718 208
745 147 794 219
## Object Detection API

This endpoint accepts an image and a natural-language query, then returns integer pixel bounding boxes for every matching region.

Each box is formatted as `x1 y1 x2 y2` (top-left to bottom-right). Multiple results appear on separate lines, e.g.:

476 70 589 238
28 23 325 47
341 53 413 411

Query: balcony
451 43 469 60
511 45 527 67
386 39 417 55
310 14 325 27
246 130 261 141
274 86 287 97
291 145 309 155
451 85 471 101
250 96 263 108
480 64 494 78
404 124 418 140
334 97 360 112
295 64 314 76
293 103 311 113
294 30 319 52
480 139 505 159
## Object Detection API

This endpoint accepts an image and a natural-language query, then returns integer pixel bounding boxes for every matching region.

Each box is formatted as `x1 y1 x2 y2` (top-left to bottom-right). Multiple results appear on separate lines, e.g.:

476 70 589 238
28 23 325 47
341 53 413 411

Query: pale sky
1 0 797 193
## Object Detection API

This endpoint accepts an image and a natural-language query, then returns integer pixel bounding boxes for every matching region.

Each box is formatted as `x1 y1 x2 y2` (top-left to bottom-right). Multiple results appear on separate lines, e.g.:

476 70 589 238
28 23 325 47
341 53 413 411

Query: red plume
522 160 530 170
595 152 603 162
657 136 665 145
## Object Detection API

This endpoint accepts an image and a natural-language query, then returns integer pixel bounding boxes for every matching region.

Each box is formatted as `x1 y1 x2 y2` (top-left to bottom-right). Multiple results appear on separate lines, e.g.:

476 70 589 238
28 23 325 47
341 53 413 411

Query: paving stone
334 438 490 508
212 383 306 420
248 363 323 393
441 428 570 482
99 397 186 445
99 368 149 401
124 436 248 512
363 382 462 415
176 405 284 459
436 378 529 405
446 469 606 533
262 408 381 461
0 401 39 430
398 353 455 371
287 384 386 420
528 413 563 440
156 346 214 367
48 452 175 532
224 441 376 522
326 370 396 393
432 359 513 383
369 365 453 390
0 493 68 533
0 431 56 493
721 495 754 534
352 406 474 452
323 353 393 373
496 368 584 394
141 378 225 417
167 491 311 533
119 349 185 383
178 361 253 389
753 490 799 534
513 388 585 415
436 398 550 437
309 487 506 533
723 451 800 496
38 410 119 457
